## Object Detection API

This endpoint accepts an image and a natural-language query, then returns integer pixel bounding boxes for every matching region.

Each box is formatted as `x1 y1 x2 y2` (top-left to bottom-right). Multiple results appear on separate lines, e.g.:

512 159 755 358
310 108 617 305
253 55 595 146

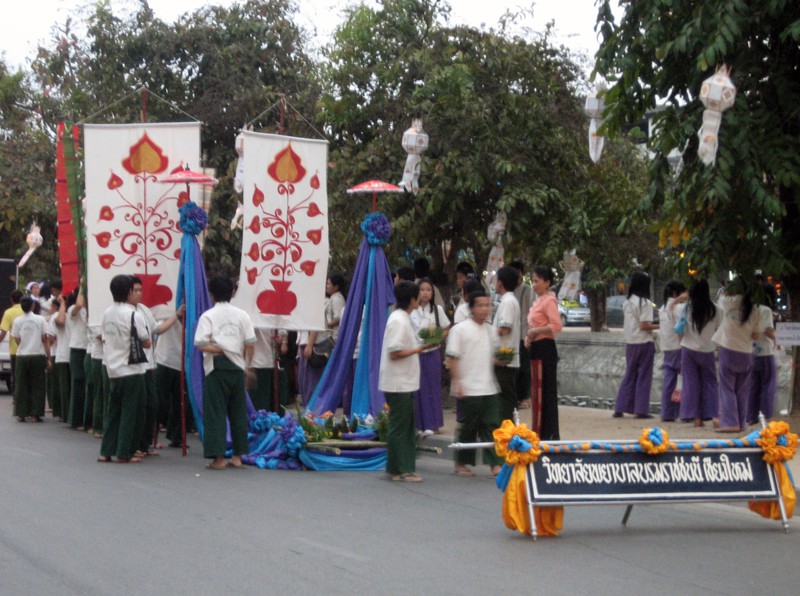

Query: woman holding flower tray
411 278 449 435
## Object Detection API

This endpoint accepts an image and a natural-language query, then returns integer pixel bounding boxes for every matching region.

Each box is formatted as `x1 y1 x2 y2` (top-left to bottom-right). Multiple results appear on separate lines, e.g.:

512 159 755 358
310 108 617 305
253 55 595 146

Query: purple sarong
747 355 777 422
614 342 654 416
718 347 753 430
660 349 681 421
298 345 324 407
679 348 718 421
414 349 444 431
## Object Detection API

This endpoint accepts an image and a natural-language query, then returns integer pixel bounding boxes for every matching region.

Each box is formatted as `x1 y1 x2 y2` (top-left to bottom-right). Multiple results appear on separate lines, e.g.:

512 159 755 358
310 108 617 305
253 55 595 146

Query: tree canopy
594 0 800 285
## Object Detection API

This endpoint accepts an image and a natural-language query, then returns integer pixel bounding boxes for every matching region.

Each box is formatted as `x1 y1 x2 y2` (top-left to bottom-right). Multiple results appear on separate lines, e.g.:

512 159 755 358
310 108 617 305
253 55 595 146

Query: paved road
1 389 797 595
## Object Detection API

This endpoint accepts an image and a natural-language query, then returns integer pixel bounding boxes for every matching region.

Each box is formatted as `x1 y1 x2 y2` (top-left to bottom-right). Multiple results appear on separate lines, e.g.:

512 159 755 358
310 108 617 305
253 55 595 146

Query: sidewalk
423 404 800 482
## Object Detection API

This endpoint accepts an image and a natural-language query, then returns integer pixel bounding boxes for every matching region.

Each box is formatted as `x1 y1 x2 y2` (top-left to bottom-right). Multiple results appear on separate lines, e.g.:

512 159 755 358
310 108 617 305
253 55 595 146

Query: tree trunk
588 286 608 332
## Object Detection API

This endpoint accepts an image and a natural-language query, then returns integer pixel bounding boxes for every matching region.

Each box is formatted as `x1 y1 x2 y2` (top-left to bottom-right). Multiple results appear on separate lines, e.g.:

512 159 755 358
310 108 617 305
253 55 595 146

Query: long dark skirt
530 338 560 440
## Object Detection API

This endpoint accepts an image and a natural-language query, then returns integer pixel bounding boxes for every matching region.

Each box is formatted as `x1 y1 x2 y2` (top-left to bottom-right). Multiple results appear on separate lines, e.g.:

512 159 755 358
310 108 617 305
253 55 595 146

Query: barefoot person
194 276 256 470
380 280 425 482
447 290 503 477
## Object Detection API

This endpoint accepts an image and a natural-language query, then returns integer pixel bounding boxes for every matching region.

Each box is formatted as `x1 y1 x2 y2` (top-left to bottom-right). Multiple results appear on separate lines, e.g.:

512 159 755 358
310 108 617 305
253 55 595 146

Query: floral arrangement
495 347 514 362
376 405 390 442
418 325 444 345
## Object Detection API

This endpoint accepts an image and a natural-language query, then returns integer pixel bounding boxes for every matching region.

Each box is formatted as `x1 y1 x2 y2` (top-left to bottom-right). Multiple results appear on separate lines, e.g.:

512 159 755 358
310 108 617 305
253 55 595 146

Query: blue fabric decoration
495 464 513 491
307 214 395 417
175 217 212 442
179 200 208 236
299 449 387 471
509 435 533 453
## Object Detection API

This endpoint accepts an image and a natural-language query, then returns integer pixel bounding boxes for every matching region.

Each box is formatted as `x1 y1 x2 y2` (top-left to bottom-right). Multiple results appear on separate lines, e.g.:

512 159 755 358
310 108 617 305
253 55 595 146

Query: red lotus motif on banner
247 143 325 315
93 132 184 308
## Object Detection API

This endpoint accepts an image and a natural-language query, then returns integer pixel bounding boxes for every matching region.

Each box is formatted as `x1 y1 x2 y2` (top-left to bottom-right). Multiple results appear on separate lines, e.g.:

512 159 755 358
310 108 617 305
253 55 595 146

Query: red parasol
347 179 404 212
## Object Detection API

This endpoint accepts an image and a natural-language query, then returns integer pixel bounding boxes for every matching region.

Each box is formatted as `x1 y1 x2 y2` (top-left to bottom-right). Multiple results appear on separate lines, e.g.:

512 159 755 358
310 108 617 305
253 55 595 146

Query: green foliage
594 0 800 285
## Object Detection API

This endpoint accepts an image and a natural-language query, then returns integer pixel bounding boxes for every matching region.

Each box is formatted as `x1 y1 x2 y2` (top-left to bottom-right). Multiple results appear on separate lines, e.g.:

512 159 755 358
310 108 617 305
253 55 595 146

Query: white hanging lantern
697 65 736 166
18 222 43 269
399 118 429 194
584 82 606 163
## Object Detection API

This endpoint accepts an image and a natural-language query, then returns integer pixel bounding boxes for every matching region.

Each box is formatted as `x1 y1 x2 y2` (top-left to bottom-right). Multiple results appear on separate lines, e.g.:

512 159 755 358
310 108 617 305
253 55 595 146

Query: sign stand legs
621 504 633 526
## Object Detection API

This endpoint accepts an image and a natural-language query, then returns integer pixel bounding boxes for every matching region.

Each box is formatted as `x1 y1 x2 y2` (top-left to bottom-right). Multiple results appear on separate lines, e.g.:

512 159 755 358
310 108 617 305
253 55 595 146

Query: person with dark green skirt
194 276 256 471
11 297 52 422
446 290 503 477
379 281 425 483
249 329 289 412
67 285 88 429
53 293 73 423
98 275 151 463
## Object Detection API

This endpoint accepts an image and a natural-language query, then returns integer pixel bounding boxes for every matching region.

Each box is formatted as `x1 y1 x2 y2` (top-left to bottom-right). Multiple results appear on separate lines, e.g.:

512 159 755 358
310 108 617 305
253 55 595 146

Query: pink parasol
347 179 404 212
159 165 219 200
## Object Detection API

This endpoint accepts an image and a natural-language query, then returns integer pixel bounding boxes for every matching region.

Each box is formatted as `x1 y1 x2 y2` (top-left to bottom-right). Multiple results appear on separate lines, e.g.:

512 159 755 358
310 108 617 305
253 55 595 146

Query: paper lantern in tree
697 65 737 166
399 118 429 194
18 222 43 269
584 82 606 163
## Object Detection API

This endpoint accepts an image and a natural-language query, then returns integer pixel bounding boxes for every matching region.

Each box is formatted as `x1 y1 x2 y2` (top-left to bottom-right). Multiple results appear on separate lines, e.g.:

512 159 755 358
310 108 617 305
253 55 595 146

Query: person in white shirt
379 281 424 482
53 291 74 423
98 275 152 463
250 328 289 412
492 266 521 424
747 285 778 424
156 321 193 447
510 261 533 410
11 297 52 422
712 278 762 432
658 280 686 422
613 272 659 419
410 278 449 435
67 285 89 429
194 276 256 470
447 290 503 477
676 279 722 426
453 278 482 324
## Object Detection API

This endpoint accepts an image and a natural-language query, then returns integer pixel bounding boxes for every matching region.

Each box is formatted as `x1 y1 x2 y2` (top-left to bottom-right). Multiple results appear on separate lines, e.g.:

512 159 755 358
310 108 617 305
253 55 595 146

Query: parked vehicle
606 294 660 328
0 258 16 393
558 300 590 326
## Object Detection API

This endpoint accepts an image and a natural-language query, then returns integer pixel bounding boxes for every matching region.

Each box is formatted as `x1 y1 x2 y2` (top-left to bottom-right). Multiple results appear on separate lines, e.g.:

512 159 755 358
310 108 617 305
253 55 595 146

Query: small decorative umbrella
347 179 404 212
159 164 219 197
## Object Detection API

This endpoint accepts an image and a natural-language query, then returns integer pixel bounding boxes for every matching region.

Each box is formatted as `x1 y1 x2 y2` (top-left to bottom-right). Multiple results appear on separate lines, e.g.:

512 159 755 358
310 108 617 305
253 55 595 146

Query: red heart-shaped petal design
99 206 114 221
252 185 264 207
300 260 316 276
94 231 111 248
107 173 123 190
247 243 260 261
306 229 322 245
310 174 320 190
247 268 258 285
248 216 261 234
307 202 322 217
99 254 115 269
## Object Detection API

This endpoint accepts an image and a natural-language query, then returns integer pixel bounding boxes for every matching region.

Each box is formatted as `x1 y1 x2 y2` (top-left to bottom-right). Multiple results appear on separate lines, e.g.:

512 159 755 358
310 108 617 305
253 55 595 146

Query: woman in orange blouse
524 265 563 440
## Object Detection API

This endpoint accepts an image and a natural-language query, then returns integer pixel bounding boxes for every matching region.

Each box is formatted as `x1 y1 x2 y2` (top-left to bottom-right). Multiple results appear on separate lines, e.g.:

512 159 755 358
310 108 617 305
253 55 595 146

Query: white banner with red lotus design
232 131 329 331
84 123 202 326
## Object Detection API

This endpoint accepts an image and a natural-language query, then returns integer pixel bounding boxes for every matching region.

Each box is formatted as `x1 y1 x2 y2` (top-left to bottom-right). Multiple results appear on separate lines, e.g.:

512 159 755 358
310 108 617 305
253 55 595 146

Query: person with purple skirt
677 279 722 426
712 277 762 432
613 272 659 419
747 284 778 424
658 280 685 421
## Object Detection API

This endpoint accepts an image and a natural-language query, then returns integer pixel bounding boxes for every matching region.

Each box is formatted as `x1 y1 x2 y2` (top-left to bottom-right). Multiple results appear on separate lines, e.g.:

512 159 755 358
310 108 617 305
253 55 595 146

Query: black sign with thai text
528 449 778 503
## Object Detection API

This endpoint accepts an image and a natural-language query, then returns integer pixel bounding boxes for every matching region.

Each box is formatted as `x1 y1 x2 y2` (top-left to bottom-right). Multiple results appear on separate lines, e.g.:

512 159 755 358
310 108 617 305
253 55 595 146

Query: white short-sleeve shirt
623 296 655 344
446 318 500 396
102 302 150 379
753 305 775 357
493 292 520 367
712 295 762 353
658 298 682 352
679 303 723 353
453 302 470 324
378 309 420 393
194 302 257 375
11 312 48 356
68 305 88 350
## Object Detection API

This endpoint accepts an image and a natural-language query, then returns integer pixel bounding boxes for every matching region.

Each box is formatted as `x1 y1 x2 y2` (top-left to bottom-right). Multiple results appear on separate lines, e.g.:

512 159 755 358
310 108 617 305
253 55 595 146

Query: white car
557 301 591 326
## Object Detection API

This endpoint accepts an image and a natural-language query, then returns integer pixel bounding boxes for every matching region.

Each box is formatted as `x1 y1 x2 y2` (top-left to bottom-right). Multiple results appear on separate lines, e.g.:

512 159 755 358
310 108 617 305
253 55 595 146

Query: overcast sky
0 0 609 70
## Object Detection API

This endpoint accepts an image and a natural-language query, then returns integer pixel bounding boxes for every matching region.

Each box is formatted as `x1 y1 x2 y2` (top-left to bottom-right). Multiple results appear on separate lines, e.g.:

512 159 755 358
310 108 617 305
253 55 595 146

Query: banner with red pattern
232 131 329 331
84 123 201 326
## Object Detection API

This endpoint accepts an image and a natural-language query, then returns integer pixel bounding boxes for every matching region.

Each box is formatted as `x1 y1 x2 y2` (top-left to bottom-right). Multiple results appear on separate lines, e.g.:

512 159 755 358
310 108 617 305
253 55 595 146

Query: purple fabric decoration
307 214 395 416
